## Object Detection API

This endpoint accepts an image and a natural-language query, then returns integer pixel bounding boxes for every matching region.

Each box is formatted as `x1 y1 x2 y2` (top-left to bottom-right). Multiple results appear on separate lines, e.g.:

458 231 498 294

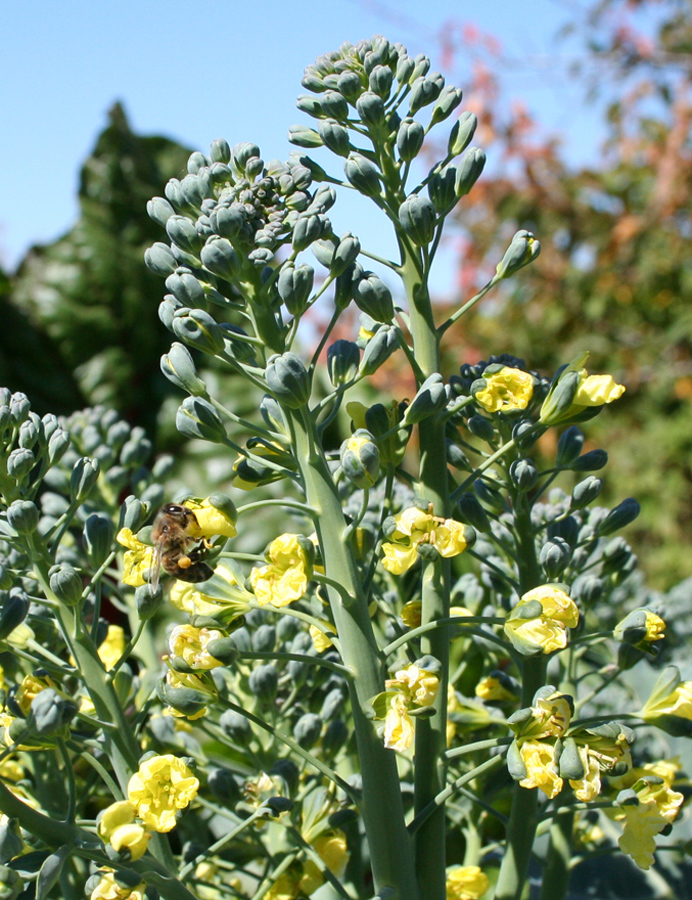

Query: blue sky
2 0 603 287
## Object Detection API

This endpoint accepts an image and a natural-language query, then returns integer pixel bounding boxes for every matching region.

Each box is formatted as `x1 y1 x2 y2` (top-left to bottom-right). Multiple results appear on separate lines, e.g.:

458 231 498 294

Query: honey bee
150 503 214 591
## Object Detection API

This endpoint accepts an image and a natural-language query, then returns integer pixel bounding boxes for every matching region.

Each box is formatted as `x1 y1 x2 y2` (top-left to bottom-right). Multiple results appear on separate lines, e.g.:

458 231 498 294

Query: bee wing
150 537 164 592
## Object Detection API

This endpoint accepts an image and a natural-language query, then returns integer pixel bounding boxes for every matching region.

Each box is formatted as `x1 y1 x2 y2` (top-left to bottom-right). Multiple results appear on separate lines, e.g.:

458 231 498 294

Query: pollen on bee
178 556 193 569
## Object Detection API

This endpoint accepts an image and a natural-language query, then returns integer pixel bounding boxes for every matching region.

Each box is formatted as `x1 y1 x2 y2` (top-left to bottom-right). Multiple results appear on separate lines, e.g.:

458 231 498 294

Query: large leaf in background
0 266 83 414
11 102 191 435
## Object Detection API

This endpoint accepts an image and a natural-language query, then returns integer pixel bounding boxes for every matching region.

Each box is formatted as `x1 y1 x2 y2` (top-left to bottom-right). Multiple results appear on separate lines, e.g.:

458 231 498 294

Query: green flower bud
431 85 462 124
7 448 34 480
539 369 582 426
318 119 350 157
307 185 337 215
31 688 77 735
293 712 323 749
596 498 641 537
288 124 323 149
7 500 39 535
231 142 260 175
296 94 324 119
446 440 470 470
322 718 348 758
0 818 23 865
341 429 380 489
120 430 151 467
0 864 22 899
467 414 495 442
456 492 491 534
570 476 604 511
448 111 478 157
176 397 228 443
10 394 30 426
119 496 148 532
396 117 424 162
571 449 608 471
161 343 208 396
327 340 360 387
166 215 203 255
358 325 399 376
0 590 29 640
210 205 245 241
84 513 115 568
219 709 252 745
278 263 314 316
251 625 276 653
353 271 394 322
265 353 311 408
409 72 444 114
172 308 225 355
208 767 241 808
364 402 409 467
369 64 393 98
403 374 448 425
50 566 84 606
356 91 386 126
159 682 211 718
509 458 539 492
46 429 69 467
455 148 486 197
135 583 163 621
345 153 381 197
70 456 100 503
292 213 329 252
398 195 436 245
428 165 459 213
302 67 325 93
144 242 178 277
558 737 586 781
555 426 584 467
540 538 572 580
334 261 363 309
18 418 40 450
496 230 541 280
248 664 278 704
249 248 274 268
210 138 231 163
337 70 362 102
410 54 431 82
201 237 240 281
320 90 349 120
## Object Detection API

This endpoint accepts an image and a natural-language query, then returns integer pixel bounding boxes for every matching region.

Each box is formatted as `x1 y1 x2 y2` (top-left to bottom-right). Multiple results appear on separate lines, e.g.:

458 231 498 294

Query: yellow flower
401 601 422 629
568 744 603 802
4 621 35 649
168 563 251 617
384 692 415 752
446 865 490 900
300 830 351 895
475 676 516 704
167 624 224 670
381 507 469 575
90 872 145 900
98 625 126 671
309 622 335 653
181 497 237 539
540 353 626 425
474 367 534 413
642 678 692 721
15 673 55 716
504 585 579 655
97 800 150 862
116 528 154 587
250 534 312 607
573 372 626 408
615 779 683 869
518 739 563 799
386 663 440 709
643 611 665 643
127 754 199 833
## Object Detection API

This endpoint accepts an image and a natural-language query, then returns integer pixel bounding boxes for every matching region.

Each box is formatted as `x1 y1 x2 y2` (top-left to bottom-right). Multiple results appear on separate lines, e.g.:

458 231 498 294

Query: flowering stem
237 650 351 678
382 617 512 661
286 406 421 900
178 805 268 881
539 810 574 900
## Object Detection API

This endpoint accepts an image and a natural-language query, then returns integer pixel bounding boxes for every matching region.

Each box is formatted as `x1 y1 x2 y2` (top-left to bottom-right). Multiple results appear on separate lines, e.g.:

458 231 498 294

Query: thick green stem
289 409 420 900
539 810 574 900
401 249 449 900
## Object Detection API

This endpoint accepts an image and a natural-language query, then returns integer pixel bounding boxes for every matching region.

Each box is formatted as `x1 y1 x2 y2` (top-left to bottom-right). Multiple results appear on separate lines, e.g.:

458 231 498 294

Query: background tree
10 103 191 437
435 0 692 588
